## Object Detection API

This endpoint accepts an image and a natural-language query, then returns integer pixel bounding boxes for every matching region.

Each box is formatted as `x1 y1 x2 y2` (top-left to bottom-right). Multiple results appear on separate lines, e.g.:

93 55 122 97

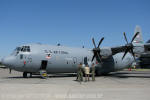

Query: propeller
91 37 104 62
122 32 139 60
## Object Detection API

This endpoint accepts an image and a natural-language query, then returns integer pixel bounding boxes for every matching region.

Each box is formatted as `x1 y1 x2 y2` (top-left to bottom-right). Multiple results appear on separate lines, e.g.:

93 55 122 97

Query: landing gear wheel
30 73 32 78
23 72 27 78
95 70 101 76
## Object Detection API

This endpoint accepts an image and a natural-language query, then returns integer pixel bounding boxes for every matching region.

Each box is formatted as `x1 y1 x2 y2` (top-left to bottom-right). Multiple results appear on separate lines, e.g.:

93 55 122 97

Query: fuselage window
20 54 23 59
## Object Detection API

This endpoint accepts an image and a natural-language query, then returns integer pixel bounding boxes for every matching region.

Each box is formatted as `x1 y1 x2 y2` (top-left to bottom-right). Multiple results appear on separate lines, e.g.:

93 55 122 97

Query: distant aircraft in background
1 26 150 78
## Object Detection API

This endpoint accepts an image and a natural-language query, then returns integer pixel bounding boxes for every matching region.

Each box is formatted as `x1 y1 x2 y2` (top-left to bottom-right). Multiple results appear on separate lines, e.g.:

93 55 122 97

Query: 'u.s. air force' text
44 50 69 54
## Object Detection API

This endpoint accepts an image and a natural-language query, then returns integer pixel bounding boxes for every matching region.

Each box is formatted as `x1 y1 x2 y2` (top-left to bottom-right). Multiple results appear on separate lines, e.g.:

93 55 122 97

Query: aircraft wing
111 46 126 55
144 43 150 48
111 43 150 55
144 43 150 51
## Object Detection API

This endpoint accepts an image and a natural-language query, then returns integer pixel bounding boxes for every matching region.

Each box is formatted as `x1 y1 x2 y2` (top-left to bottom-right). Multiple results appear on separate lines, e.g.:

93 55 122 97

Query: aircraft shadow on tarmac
3 71 150 79
4 73 150 79
5 73 77 79
105 71 150 78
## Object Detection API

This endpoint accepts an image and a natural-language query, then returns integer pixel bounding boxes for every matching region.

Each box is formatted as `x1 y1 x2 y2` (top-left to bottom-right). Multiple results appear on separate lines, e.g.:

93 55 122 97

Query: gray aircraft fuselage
1 43 134 75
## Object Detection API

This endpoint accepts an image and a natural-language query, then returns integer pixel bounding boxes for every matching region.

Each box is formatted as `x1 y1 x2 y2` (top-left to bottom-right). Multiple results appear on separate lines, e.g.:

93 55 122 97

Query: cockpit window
16 47 21 52
11 46 31 56
11 47 21 55
20 46 30 52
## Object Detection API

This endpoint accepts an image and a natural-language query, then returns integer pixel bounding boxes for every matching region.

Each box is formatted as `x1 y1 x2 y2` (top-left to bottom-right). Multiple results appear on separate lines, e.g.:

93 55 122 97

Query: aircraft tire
95 71 101 76
30 73 32 78
23 72 27 78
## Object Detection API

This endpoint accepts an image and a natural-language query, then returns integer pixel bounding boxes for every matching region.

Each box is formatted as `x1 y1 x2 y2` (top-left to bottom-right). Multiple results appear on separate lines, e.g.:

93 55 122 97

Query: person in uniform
84 64 90 82
76 63 83 82
91 63 95 81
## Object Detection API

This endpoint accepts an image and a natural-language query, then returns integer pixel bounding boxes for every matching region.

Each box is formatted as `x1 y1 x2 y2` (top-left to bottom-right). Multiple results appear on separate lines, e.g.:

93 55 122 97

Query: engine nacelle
100 47 112 58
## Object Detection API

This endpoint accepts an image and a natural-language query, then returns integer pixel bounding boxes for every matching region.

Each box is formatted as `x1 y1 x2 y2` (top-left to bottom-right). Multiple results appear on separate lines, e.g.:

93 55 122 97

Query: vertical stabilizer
133 25 145 55
133 25 144 44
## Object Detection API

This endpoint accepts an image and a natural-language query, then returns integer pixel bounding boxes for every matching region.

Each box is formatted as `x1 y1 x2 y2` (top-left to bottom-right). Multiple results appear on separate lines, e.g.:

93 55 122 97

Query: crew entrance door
40 60 48 78
40 60 48 70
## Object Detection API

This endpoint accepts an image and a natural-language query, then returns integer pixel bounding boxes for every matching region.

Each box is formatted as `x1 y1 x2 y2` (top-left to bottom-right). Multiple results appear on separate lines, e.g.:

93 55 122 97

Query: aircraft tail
133 25 144 44
132 25 145 55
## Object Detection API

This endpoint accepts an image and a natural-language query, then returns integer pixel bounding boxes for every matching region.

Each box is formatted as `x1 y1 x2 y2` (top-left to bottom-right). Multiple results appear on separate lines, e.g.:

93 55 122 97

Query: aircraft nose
1 56 13 67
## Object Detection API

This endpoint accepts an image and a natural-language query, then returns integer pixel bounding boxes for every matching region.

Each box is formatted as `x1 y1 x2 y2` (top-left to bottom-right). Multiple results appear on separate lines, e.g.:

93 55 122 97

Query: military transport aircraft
1 26 149 78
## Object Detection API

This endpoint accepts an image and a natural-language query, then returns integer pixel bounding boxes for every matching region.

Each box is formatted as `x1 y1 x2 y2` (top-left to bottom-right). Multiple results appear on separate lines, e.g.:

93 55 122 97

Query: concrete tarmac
0 68 150 100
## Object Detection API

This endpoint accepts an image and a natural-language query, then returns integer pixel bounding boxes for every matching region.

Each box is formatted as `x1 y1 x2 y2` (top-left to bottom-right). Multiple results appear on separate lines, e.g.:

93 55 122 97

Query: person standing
84 64 90 82
91 63 95 81
76 63 83 82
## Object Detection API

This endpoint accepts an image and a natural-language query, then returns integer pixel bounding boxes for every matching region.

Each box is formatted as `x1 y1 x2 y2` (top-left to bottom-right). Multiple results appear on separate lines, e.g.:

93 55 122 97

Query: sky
0 0 150 57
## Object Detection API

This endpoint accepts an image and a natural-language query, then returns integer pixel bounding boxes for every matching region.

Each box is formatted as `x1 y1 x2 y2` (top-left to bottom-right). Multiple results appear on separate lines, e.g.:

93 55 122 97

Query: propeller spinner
91 37 104 62
122 32 139 60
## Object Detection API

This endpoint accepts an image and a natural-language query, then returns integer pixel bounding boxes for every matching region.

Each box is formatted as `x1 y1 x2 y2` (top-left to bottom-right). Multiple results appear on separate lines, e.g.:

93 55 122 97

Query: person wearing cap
76 63 83 82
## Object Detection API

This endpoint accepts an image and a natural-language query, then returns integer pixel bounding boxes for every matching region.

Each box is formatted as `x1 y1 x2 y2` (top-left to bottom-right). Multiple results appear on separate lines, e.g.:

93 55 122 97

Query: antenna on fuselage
57 43 61 46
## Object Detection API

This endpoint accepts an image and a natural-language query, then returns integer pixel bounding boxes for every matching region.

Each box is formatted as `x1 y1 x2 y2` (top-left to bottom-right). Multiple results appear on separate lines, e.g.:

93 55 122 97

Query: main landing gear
23 72 32 78
23 72 27 78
